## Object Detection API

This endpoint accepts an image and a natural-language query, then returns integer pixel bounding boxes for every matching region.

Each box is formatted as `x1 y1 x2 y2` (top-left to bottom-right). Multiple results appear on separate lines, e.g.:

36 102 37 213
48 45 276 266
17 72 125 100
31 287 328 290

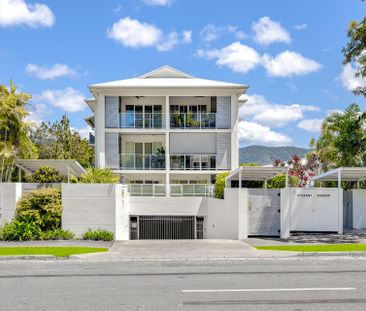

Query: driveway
72 239 294 261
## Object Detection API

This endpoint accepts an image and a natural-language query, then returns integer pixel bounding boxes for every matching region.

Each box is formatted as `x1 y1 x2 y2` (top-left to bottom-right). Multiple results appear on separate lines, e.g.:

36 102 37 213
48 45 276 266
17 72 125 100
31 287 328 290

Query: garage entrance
130 216 195 240
248 189 281 236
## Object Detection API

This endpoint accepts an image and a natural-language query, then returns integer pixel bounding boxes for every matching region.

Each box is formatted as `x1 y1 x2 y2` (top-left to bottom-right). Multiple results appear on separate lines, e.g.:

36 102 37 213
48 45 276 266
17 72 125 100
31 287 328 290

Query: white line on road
182 287 356 293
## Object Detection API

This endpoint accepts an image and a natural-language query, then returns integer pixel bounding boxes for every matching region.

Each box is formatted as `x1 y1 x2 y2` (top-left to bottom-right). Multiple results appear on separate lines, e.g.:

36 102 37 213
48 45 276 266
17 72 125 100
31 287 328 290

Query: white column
96 93 106 168
165 96 170 196
230 94 239 170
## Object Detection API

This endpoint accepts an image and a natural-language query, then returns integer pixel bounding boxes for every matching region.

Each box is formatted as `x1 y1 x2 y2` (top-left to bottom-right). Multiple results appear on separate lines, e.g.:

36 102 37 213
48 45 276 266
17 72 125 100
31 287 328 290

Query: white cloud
182 30 192 43
200 24 246 43
238 121 292 146
0 0 55 28
107 17 190 51
297 119 323 133
26 63 77 80
252 16 290 45
34 87 86 113
142 0 173 6
340 63 366 92
197 42 261 73
74 126 91 139
240 94 320 128
262 51 322 77
294 23 307 30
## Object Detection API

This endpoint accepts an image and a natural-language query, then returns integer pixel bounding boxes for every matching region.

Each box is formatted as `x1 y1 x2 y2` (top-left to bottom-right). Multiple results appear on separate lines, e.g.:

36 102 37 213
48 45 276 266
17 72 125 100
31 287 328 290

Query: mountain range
239 145 309 165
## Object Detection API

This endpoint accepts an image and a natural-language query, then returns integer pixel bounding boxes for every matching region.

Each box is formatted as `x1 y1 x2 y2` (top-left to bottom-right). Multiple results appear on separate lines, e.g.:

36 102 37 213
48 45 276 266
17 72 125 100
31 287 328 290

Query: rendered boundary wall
0 183 22 226
62 184 128 240
281 188 343 238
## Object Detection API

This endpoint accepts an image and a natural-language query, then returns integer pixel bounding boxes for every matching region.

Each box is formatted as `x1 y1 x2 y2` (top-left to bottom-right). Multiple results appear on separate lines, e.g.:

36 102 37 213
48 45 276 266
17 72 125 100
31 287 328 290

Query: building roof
226 166 289 183
16 159 86 177
310 167 366 182
89 65 248 90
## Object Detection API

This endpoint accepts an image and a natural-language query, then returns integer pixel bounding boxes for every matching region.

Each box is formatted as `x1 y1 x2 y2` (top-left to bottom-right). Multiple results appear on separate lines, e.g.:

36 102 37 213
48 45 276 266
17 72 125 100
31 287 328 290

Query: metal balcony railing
170 113 216 129
127 184 166 196
170 184 214 197
170 154 216 170
119 113 165 129
120 154 165 170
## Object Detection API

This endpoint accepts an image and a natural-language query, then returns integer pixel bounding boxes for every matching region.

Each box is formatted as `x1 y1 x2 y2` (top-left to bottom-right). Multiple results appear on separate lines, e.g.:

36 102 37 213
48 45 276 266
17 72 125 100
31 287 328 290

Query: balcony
170 184 214 197
170 113 216 129
127 184 166 196
120 154 165 170
170 154 216 170
119 113 165 129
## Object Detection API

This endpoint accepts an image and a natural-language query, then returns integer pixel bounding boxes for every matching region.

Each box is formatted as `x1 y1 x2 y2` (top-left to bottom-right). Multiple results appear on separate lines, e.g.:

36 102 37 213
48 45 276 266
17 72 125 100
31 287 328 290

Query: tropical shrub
1 220 42 241
16 187 62 231
82 229 114 241
266 174 286 189
41 229 74 240
214 172 230 199
74 167 120 184
29 166 64 183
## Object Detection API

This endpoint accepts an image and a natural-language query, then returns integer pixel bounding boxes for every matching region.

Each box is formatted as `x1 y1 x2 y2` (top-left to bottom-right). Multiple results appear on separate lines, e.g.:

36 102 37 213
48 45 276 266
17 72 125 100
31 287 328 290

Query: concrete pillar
165 96 170 196
280 188 290 239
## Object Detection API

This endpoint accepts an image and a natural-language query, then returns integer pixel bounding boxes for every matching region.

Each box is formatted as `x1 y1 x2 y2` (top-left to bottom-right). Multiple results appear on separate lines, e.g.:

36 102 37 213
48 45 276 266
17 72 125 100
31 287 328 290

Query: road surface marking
182 287 356 293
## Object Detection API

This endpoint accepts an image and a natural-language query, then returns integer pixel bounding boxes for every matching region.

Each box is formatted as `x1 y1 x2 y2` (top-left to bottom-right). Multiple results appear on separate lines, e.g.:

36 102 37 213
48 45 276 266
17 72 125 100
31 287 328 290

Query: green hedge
82 229 114 241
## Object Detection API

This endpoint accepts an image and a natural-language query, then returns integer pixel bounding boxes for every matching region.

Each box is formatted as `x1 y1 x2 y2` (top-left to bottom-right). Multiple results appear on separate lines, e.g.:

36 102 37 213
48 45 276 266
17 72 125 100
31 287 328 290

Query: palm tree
314 104 366 169
0 81 36 181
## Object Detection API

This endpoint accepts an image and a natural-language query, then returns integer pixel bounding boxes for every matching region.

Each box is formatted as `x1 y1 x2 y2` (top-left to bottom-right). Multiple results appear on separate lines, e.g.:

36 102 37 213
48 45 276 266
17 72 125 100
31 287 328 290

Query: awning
310 167 366 187
16 159 86 179
226 166 289 188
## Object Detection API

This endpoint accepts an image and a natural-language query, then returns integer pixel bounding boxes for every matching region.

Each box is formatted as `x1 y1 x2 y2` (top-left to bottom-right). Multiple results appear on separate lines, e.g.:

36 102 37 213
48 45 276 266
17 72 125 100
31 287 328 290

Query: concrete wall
0 183 22 226
170 133 216 154
129 196 207 216
205 188 248 240
281 188 342 238
62 184 127 239
352 190 366 229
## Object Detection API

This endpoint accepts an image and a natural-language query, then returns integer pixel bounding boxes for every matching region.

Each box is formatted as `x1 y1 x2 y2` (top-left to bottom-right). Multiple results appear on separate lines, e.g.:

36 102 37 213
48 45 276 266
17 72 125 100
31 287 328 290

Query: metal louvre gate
138 216 195 240
248 189 281 236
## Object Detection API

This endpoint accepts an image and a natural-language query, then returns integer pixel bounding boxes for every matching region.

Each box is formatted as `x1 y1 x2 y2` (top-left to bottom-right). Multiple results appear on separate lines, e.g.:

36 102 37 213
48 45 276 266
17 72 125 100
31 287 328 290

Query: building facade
85 66 247 197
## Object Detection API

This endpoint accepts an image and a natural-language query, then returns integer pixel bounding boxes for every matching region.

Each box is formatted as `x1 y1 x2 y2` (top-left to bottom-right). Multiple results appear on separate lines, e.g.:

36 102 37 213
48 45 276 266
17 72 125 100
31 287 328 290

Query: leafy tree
74 167 120 184
29 166 64 183
343 13 366 96
214 172 230 199
266 174 286 189
0 81 37 181
312 104 366 168
30 115 94 167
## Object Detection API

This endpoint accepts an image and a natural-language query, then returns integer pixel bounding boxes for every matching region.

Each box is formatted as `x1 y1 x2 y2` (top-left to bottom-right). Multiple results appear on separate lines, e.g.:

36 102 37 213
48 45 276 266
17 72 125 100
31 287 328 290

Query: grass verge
256 244 366 252
0 247 108 257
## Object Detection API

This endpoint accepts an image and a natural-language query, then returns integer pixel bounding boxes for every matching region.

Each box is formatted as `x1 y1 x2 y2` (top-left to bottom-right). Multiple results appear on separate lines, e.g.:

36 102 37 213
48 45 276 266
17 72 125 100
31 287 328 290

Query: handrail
127 184 166 196
170 184 214 197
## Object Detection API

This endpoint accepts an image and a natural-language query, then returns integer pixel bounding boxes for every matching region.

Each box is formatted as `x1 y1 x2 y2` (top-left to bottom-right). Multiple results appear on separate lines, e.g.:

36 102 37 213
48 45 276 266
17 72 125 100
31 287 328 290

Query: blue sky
0 0 365 148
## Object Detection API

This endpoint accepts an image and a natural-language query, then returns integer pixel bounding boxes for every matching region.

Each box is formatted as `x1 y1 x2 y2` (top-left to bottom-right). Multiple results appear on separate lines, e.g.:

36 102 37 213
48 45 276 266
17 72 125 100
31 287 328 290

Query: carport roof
310 167 366 182
226 166 289 186
16 159 86 177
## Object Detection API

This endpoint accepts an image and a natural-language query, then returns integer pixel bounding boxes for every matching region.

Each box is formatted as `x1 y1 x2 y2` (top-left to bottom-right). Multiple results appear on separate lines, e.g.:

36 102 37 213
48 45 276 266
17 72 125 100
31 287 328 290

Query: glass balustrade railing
170 113 216 129
119 113 165 129
170 154 216 170
120 154 165 170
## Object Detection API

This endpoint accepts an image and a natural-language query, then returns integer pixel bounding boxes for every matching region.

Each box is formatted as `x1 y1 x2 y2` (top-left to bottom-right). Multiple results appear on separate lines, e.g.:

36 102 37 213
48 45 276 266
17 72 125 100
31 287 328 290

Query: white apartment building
85 66 247 197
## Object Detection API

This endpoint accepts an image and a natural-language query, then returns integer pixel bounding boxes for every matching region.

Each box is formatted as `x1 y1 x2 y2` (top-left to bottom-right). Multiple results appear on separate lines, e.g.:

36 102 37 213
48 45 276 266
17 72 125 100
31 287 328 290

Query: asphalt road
1 259 366 310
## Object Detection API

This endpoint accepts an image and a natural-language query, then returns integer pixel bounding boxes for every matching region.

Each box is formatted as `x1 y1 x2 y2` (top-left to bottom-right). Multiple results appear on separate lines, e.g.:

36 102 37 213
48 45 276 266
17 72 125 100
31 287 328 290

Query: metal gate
248 189 281 236
343 191 353 229
131 216 195 240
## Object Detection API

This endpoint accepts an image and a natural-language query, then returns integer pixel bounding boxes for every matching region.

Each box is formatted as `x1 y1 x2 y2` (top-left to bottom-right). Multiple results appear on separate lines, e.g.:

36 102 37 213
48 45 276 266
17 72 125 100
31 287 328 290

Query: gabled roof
89 65 247 90
138 65 194 79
